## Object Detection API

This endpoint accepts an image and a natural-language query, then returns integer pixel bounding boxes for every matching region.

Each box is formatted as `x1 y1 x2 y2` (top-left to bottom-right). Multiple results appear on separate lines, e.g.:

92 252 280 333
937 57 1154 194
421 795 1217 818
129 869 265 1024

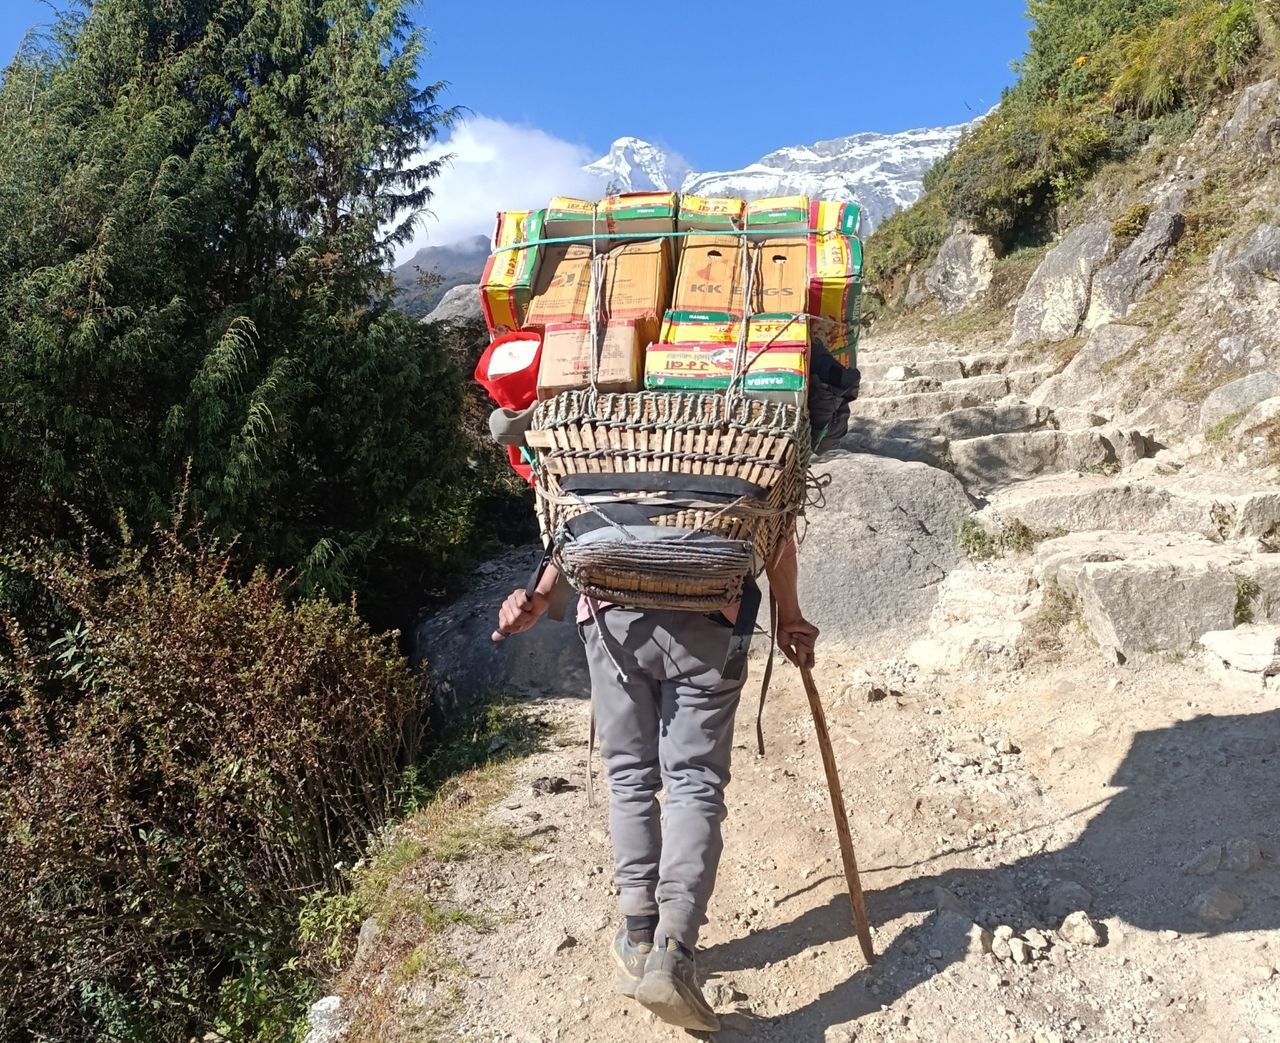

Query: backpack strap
755 591 778 757
722 576 761 683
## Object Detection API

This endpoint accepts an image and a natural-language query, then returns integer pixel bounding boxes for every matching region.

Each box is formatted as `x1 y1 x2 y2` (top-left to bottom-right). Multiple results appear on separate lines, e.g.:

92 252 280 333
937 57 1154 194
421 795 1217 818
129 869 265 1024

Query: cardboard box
753 237 809 312
480 209 546 334
672 235 749 314
744 313 810 394
646 311 807 395
810 199 862 237
745 195 810 236
525 242 593 330
658 309 742 347
678 195 746 231
807 232 863 328
599 192 677 241
545 196 598 241
536 320 643 400
598 239 673 346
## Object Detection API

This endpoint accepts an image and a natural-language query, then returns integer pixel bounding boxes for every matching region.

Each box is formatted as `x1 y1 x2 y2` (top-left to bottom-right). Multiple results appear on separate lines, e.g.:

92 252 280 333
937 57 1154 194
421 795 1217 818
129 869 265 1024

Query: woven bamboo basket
526 390 810 610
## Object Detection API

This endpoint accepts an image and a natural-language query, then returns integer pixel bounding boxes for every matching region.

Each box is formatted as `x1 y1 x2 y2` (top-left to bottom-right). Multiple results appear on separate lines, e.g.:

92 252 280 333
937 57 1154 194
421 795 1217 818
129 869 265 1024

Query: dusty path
415 644 1280 1043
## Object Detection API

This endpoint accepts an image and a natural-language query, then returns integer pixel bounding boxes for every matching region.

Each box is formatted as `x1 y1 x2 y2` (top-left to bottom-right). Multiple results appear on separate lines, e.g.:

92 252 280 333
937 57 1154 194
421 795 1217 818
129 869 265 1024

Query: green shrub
958 517 998 560
1108 0 1260 115
1112 203 1153 241
868 0 1263 289
0 522 421 1042
1235 575 1260 624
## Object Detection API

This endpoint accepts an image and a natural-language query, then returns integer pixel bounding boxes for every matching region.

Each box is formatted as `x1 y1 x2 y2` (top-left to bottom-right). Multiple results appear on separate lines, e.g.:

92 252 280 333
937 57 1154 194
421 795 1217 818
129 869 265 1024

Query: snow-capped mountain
584 121 975 234
583 136 691 194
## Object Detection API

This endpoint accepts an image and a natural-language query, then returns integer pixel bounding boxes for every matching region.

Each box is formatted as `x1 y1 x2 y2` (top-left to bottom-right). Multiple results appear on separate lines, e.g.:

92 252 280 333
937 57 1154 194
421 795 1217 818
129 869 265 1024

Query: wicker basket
526 390 810 610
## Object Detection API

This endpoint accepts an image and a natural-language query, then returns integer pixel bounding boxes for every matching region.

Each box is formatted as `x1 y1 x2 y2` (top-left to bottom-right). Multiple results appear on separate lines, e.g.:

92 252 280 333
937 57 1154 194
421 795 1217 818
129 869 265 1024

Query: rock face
414 547 590 714
1084 211 1184 330
1010 223 1114 346
420 284 484 326
1029 324 1146 411
1222 79 1279 143
798 454 972 648
1220 225 1280 290
1199 372 1280 431
925 230 998 313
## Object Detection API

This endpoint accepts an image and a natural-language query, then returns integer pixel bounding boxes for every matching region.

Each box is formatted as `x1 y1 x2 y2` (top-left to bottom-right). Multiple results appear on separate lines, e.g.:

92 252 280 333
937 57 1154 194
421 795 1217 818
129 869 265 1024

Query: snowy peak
584 121 977 234
584 137 691 195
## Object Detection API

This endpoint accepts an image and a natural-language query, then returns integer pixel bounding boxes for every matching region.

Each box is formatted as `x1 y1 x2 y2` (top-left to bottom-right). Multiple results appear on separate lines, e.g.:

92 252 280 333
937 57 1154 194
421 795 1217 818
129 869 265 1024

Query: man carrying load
494 546 818 1032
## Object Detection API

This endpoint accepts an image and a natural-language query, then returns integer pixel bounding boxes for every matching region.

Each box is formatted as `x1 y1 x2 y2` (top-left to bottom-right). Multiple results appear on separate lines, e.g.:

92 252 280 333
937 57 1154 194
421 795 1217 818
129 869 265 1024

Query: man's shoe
612 926 652 998
634 938 720 1032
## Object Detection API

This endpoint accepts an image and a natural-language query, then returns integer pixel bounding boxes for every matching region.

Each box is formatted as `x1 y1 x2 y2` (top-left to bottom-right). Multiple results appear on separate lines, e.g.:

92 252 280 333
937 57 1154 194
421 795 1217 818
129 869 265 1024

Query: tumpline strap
756 591 778 757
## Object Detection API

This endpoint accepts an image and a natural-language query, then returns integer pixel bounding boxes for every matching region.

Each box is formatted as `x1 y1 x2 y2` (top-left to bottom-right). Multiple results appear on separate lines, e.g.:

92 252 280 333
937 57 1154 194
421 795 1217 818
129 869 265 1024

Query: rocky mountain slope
396 119 973 310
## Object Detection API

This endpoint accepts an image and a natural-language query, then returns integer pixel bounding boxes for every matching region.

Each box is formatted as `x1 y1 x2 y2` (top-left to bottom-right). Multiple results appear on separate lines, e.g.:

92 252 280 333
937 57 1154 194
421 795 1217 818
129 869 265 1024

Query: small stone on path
1058 911 1103 947
1183 844 1223 876
1190 886 1245 924
532 776 570 796
1224 838 1264 872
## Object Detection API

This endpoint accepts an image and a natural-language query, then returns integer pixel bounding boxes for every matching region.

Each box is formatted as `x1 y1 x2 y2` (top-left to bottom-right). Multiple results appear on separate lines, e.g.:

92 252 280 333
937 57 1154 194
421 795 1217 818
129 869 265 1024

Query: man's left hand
777 615 819 669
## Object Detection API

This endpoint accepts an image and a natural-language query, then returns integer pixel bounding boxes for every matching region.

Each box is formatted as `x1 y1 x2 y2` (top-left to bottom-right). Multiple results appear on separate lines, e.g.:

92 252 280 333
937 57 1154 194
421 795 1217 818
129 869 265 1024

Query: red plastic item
474 331 542 411
475 331 541 485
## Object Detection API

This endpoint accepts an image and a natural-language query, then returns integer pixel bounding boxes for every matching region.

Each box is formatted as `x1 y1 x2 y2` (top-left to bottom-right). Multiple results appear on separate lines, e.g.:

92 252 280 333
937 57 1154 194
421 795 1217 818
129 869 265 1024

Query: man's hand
776 615 819 669
492 588 549 642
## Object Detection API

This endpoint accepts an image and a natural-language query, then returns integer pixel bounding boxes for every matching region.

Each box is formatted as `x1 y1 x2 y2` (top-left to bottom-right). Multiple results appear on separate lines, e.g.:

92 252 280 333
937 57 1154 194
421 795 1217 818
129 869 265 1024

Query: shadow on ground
702 709 1280 1040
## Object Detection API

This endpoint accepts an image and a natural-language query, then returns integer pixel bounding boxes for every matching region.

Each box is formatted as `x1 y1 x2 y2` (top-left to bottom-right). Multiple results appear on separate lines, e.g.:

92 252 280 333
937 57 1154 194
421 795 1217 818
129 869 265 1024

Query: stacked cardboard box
525 242 593 331
678 195 745 232
644 311 808 407
536 320 643 400
480 209 545 335
480 191 863 400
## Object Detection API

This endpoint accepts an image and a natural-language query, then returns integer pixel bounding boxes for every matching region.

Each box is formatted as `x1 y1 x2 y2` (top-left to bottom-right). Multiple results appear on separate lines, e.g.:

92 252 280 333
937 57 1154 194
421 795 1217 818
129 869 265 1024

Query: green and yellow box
480 208 545 335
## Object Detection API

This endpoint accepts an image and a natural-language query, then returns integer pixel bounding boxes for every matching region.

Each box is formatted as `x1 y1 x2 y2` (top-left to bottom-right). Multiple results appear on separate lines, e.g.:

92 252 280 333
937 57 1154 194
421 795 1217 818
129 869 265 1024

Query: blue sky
1 1 1031 250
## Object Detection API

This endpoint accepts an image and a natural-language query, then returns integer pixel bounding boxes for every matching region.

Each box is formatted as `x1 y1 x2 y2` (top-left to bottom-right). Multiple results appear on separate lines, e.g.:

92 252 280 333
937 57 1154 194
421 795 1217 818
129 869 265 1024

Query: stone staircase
842 337 1280 684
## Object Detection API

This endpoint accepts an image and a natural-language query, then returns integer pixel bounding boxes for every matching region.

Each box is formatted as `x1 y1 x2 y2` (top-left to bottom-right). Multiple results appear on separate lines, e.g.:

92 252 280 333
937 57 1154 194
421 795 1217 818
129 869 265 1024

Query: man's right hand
493 588 549 642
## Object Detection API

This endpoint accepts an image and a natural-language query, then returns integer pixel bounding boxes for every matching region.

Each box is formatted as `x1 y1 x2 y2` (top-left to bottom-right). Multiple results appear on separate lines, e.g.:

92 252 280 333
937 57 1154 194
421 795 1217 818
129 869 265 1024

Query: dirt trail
411 642 1280 1043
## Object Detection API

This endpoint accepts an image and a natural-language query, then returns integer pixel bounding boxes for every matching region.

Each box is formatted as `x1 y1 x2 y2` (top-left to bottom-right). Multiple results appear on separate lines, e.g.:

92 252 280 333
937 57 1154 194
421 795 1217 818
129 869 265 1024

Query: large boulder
1009 223 1113 346
420 283 484 326
1200 372 1280 432
414 547 590 718
1084 211 1184 330
797 454 973 650
1038 535 1245 662
925 231 999 313
1029 323 1146 411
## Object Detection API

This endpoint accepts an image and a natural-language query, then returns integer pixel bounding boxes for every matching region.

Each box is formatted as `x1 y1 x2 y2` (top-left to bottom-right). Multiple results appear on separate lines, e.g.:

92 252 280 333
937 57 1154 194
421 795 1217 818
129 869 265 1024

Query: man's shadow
701 708 1280 1039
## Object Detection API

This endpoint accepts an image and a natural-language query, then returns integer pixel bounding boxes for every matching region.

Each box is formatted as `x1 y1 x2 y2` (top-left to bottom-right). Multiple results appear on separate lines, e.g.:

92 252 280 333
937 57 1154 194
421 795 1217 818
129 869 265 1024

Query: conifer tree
0 0 467 613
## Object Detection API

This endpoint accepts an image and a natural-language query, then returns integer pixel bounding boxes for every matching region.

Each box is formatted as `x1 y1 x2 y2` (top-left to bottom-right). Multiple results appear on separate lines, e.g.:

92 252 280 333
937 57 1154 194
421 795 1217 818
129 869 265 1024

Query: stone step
949 428 1148 494
905 567 1035 673
1007 366 1060 399
859 358 966 382
836 403 1057 461
978 471 1280 542
1032 529 1280 663
859 375 942 398
851 380 1012 421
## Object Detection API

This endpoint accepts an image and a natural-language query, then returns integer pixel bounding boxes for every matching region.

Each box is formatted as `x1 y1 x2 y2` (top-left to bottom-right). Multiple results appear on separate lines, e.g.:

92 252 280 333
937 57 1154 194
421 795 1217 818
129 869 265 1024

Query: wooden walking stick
800 664 875 965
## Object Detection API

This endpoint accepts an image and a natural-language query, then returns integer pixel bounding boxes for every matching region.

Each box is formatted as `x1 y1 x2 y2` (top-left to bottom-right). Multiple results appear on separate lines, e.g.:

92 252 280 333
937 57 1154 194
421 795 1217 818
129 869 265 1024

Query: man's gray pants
581 607 746 951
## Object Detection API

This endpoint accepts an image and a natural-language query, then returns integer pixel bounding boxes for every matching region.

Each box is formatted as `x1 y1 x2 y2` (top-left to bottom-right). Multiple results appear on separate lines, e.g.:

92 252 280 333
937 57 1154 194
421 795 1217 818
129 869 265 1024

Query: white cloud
397 116 601 259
